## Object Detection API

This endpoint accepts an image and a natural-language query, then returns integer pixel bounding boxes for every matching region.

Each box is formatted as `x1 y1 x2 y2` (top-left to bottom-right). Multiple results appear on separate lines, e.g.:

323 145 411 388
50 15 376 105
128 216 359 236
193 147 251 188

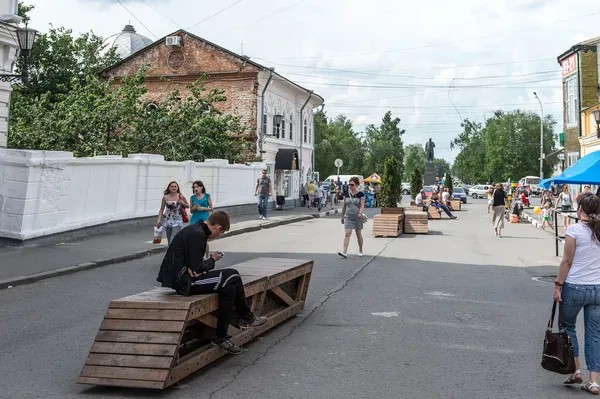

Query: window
566 75 578 126
281 116 285 139
289 117 293 141
262 105 267 136
272 116 277 137
309 126 312 144
303 118 307 143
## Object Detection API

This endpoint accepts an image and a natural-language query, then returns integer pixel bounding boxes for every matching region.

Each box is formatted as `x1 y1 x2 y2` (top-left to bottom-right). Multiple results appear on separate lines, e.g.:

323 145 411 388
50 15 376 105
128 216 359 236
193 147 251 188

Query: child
541 203 553 229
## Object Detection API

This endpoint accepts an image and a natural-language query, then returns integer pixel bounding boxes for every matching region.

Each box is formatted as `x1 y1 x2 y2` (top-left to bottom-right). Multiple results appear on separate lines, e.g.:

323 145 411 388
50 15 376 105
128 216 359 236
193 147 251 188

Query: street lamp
534 92 544 179
593 109 600 139
273 114 283 138
0 24 38 84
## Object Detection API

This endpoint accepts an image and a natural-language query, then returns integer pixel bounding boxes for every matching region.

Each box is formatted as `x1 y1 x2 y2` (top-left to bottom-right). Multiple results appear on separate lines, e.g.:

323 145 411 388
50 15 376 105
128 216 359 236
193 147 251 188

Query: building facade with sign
102 29 323 205
557 37 600 169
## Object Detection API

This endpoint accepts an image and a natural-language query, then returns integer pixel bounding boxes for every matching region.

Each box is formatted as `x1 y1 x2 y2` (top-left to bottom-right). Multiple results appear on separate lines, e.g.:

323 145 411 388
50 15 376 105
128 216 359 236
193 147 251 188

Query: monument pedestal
424 162 436 186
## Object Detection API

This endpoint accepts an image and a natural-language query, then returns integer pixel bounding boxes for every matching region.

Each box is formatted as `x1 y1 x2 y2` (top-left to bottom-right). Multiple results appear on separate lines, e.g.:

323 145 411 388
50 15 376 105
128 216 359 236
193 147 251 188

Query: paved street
0 198 585 399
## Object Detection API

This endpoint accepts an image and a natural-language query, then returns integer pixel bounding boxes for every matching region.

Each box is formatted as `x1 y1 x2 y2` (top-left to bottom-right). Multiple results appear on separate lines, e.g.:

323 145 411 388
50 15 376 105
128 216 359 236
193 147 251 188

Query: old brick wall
103 31 261 158
579 49 599 108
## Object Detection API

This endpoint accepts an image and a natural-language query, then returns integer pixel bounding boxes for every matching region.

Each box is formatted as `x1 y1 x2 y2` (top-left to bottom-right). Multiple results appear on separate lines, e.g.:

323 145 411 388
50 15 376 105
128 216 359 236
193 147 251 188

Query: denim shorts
561 283 600 372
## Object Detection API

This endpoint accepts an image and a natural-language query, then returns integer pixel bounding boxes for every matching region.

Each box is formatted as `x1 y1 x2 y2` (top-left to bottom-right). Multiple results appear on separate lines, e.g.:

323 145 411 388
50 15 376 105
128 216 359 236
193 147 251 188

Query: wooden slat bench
372 214 404 237
77 257 313 390
404 211 429 234
427 205 441 219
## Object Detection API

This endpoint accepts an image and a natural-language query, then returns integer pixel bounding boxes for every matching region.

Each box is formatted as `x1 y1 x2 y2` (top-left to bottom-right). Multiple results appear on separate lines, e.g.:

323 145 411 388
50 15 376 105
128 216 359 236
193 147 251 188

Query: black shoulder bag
541 301 576 374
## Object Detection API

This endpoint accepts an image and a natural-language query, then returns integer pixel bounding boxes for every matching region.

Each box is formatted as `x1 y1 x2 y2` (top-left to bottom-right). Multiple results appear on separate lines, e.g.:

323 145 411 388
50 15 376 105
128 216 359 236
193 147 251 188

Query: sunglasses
349 183 355 186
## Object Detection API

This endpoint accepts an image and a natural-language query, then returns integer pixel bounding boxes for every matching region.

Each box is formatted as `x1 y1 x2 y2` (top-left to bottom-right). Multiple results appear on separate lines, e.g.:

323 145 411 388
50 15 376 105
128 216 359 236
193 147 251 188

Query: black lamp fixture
593 109 600 139
273 114 283 138
0 24 38 83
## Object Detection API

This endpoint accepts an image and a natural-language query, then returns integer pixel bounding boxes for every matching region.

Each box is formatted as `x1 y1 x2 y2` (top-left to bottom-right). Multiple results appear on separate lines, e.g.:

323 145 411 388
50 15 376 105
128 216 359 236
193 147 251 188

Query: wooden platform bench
372 214 404 237
427 205 441 220
404 211 429 234
77 257 313 390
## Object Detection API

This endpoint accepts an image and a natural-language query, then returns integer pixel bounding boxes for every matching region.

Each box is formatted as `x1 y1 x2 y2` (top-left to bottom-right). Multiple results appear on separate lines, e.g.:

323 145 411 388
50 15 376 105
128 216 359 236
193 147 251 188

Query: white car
401 182 410 195
469 184 492 199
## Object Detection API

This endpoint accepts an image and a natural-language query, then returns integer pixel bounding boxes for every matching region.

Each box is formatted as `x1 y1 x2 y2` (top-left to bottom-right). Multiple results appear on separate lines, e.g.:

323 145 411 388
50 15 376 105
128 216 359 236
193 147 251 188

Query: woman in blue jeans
553 193 600 394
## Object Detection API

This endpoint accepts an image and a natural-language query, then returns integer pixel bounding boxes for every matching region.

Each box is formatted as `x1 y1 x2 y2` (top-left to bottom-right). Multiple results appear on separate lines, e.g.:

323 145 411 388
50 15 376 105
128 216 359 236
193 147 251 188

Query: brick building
102 29 323 204
557 37 600 169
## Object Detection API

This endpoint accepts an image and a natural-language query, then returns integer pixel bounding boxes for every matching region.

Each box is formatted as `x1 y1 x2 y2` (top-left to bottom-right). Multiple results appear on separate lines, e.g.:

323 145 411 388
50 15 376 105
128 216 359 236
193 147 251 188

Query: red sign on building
561 54 577 77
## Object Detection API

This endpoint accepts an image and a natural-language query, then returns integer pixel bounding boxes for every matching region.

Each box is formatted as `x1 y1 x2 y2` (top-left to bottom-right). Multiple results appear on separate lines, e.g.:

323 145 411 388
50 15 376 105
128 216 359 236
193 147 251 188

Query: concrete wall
0 149 264 240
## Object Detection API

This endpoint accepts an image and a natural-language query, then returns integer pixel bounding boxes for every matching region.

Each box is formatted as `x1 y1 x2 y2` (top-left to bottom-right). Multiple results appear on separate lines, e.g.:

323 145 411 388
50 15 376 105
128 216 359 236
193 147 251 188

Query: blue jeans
433 203 453 217
562 283 600 372
257 194 269 218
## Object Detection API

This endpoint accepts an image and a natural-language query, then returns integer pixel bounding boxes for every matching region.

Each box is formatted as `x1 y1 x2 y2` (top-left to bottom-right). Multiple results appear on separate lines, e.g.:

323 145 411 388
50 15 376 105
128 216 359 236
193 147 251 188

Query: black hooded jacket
156 222 216 292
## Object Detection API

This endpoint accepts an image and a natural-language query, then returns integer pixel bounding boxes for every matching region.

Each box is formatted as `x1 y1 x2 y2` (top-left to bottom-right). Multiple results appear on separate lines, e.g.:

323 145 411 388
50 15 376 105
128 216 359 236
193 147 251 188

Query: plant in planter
444 171 453 194
410 167 423 200
380 157 403 214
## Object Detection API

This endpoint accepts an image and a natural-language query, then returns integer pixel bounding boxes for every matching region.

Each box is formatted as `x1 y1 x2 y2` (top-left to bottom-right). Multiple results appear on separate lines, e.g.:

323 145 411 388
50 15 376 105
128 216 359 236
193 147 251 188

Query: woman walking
553 193 600 394
556 185 574 228
338 176 365 258
156 181 189 246
190 180 213 224
491 183 506 237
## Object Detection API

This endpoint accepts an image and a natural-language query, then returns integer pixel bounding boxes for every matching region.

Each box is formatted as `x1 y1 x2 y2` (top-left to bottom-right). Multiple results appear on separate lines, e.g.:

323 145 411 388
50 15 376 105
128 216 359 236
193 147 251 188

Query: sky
26 0 600 162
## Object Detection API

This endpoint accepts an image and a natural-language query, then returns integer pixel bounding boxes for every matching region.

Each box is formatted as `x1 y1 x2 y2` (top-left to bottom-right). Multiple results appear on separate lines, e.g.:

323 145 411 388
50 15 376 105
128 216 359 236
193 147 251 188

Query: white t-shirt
316 187 325 199
442 192 450 202
416 193 423 205
565 222 600 284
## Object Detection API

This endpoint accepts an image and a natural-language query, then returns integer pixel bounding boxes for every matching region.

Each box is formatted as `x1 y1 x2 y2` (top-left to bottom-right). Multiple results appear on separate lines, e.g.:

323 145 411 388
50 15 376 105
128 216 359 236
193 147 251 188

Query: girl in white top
555 185 573 228
553 193 600 393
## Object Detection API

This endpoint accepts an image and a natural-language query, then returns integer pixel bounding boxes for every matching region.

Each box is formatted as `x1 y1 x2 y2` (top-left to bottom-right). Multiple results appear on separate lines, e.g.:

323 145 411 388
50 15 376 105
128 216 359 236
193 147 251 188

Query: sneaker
239 315 268 329
212 337 243 354
338 251 347 258
358 252 364 257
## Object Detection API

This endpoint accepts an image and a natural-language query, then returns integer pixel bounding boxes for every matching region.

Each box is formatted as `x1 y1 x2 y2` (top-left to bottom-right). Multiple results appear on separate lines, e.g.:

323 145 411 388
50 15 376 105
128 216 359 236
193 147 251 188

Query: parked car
469 184 491 199
401 182 410 195
451 187 468 203
423 185 433 198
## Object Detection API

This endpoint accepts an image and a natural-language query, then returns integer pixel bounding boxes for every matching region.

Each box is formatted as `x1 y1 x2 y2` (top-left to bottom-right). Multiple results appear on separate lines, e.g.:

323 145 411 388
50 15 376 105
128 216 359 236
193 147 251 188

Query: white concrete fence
0 149 265 240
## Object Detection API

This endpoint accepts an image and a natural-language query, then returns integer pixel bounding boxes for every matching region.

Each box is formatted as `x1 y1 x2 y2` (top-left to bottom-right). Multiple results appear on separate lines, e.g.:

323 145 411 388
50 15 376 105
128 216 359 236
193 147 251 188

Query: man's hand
212 252 223 261
187 268 205 278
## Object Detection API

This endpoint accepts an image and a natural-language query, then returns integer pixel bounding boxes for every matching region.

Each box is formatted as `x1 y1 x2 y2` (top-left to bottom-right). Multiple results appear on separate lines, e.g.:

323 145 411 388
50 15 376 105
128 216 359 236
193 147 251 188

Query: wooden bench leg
196 314 241 337
250 290 267 315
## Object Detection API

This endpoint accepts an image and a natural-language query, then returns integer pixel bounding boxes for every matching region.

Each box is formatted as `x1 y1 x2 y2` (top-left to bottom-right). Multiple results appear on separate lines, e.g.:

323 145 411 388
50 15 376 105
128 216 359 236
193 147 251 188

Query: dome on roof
104 24 153 59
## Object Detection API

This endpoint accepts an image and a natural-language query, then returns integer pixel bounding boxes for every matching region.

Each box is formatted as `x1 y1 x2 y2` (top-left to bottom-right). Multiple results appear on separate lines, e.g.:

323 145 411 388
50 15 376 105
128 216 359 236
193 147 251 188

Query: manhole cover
531 276 556 283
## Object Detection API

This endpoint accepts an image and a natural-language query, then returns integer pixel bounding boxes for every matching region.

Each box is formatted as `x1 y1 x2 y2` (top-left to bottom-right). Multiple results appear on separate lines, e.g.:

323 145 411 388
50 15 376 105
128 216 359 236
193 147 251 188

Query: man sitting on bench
415 189 428 211
157 211 267 354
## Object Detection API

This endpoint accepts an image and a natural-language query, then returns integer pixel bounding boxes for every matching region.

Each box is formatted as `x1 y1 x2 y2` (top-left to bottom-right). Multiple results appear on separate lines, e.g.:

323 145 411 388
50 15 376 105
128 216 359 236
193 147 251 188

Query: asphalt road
0 197 586 399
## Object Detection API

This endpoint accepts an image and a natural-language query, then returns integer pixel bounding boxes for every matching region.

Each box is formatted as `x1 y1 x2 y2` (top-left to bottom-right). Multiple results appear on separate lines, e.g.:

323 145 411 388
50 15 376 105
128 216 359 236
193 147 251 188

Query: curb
522 212 541 229
0 211 340 290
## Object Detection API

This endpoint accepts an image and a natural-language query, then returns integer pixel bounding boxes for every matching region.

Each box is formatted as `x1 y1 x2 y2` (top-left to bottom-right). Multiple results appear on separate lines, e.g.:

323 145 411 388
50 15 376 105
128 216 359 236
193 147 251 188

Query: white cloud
26 0 599 162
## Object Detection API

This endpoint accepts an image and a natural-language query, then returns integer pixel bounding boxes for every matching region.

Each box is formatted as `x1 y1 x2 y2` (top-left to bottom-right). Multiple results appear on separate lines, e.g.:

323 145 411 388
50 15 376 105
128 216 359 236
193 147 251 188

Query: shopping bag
153 226 164 244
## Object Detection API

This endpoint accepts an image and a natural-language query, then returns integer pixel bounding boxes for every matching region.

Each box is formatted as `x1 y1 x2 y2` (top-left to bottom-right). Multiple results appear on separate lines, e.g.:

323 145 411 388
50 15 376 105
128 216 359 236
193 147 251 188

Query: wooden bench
427 205 441 219
372 214 404 237
77 258 313 390
404 211 429 234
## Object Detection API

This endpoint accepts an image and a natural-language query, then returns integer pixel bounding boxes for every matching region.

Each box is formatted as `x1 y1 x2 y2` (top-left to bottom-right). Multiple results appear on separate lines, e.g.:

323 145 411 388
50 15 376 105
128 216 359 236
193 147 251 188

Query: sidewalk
0 205 342 289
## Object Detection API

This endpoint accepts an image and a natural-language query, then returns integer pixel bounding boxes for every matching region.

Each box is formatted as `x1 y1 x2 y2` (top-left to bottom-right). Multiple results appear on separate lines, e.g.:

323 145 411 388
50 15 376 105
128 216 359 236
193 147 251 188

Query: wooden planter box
77 258 313 390
427 205 441 219
450 199 462 211
373 214 404 237
404 211 429 234
381 207 405 215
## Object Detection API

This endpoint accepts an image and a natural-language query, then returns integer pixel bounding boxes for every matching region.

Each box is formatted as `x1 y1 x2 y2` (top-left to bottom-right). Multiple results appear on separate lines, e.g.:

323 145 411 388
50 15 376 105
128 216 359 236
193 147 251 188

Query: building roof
101 29 324 104
104 24 153 59
557 36 600 64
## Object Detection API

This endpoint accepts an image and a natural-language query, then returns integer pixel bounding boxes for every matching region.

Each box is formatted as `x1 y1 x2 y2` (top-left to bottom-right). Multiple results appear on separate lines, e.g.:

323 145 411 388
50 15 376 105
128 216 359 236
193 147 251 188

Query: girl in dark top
430 191 457 219
491 183 507 237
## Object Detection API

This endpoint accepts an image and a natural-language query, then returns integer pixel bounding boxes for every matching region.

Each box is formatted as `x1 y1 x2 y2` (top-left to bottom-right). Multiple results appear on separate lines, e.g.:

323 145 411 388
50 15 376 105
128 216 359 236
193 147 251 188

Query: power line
325 101 562 109
115 0 158 39
187 0 245 30
139 0 182 28
218 0 306 36
256 9 600 60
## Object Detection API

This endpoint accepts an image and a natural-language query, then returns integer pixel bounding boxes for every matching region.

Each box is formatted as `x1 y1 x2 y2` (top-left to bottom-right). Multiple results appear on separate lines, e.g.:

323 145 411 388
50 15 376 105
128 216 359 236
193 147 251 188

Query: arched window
280 112 286 139
303 118 307 143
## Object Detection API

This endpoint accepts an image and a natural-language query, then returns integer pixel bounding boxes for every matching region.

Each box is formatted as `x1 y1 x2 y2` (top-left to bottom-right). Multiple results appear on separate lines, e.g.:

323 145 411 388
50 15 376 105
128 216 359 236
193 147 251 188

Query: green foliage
314 111 364 177
410 167 423 200
444 171 453 193
433 158 451 179
17 2 34 24
451 111 558 184
364 111 405 177
404 144 427 180
380 157 402 208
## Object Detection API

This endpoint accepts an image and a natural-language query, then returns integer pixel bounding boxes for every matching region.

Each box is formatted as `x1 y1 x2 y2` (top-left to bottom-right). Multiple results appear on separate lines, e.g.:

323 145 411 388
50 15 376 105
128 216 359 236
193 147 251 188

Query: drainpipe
298 90 313 202
259 68 274 161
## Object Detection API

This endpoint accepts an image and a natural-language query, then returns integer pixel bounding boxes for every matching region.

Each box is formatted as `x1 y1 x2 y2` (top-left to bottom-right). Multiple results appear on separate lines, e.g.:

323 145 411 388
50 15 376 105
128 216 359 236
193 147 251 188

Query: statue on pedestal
425 138 435 163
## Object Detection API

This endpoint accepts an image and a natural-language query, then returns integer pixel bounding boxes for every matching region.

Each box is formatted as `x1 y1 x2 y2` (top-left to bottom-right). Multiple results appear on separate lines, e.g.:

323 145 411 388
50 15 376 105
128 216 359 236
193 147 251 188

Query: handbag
179 194 190 223
541 301 576 375
349 193 368 223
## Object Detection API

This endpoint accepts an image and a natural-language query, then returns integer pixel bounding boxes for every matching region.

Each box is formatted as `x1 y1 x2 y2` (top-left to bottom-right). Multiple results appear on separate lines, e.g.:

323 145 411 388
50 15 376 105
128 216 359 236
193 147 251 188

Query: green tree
380 157 402 207
314 111 364 178
433 158 451 179
17 2 34 24
404 144 427 180
410 167 423 200
444 171 453 194
451 119 486 184
364 111 405 177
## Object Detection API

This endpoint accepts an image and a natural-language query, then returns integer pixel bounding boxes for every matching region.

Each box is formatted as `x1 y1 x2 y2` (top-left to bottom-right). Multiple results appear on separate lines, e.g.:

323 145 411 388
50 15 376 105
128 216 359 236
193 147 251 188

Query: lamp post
534 92 544 179
0 24 38 84
273 114 283 138
593 109 600 139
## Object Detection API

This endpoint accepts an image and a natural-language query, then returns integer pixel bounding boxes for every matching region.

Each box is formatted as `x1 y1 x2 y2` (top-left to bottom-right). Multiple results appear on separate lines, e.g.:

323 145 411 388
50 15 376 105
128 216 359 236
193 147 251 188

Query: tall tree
404 144 427 180
410 167 423 200
364 111 405 178
380 157 402 207
433 158 451 179
451 119 486 184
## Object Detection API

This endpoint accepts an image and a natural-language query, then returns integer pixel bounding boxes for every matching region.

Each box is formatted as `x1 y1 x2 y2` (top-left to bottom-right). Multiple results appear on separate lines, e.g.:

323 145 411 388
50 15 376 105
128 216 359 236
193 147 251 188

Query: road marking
405 318 497 331
425 291 455 297
438 343 520 355
371 312 399 317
